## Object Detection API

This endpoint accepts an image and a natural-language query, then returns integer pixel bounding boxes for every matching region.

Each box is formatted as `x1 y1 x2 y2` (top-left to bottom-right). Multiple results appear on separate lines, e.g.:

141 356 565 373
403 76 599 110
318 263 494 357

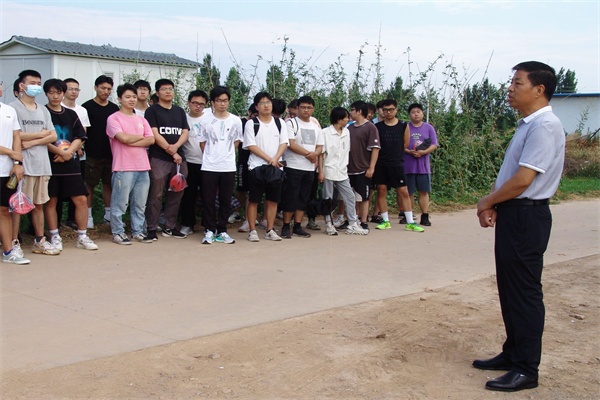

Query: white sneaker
50 235 63 251
180 226 194 236
238 220 250 232
11 239 24 258
228 212 241 224
325 224 338 236
77 235 99 250
264 229 282 241
258 219 268 229
32 237 60 255
333 215 345 228
346 222 369 235
202 230 214 244
113 233 132 245
87 216 95 230
215 232 235 244
132 233 146 242
247 229 260 242
2 250 30 265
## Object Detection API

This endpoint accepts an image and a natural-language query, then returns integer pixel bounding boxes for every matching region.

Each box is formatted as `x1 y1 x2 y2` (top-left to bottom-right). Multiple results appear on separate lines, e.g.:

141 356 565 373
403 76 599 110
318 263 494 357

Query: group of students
0 69 438 265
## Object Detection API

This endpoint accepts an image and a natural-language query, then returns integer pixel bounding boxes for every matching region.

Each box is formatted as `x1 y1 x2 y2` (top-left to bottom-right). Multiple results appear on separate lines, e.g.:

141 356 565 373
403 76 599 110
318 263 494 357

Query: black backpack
252 116 282 136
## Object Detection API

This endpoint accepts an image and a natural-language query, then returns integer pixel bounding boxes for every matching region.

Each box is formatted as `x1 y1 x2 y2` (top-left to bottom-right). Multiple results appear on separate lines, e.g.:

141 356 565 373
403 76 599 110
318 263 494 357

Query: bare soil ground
3 254 598 400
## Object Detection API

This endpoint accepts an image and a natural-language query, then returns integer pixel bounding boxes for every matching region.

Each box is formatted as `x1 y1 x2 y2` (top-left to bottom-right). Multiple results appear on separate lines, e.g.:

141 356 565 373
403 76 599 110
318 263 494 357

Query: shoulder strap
252 116 260 136
290 117 299 136
274 117 282 133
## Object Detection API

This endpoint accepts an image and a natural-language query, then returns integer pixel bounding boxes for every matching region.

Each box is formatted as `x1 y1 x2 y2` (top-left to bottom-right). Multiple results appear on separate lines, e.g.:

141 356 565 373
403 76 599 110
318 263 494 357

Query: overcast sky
1 0 598 93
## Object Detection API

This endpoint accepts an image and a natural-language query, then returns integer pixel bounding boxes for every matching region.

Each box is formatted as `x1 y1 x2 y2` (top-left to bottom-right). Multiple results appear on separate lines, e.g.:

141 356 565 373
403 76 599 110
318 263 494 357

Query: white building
550 93 600 136
0 35 199 105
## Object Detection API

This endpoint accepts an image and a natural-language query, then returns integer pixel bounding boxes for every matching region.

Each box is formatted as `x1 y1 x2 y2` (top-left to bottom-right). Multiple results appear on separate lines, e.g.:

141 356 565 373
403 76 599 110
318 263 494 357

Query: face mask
24 84 43 97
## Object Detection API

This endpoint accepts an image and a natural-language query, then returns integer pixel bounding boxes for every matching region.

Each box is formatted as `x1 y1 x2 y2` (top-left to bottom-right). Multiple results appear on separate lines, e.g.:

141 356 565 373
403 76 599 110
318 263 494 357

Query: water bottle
6 174 17 189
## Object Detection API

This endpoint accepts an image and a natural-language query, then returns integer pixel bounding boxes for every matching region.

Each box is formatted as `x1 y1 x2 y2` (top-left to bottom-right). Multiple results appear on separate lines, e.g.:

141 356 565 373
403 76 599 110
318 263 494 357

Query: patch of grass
554 177 600 201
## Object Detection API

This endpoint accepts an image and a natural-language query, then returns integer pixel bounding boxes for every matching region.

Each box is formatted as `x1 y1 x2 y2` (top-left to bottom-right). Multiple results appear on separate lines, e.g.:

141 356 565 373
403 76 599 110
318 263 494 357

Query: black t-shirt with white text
82 99 119 159
375 120 408 167
46 106 87 175
145 104 190 162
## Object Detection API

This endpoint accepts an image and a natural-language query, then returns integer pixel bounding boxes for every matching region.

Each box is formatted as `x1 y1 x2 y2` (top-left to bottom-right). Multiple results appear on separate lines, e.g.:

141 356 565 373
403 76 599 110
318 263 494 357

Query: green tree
196 54 221 92
225 66 250 116
556 67 578 93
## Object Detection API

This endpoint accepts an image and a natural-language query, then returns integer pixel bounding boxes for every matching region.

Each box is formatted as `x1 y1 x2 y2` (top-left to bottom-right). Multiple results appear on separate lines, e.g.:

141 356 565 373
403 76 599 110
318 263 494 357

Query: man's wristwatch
14 160 22 165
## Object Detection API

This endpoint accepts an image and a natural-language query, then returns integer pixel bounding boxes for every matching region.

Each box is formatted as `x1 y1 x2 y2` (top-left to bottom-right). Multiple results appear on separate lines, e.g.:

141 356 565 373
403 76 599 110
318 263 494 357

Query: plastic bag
8 180 35 214
168 164 187 192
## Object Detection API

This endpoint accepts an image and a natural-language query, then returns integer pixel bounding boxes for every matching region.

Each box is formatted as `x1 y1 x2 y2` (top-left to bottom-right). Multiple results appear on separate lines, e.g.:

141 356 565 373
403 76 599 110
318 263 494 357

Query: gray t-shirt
495 106 565 200
9 100 55 176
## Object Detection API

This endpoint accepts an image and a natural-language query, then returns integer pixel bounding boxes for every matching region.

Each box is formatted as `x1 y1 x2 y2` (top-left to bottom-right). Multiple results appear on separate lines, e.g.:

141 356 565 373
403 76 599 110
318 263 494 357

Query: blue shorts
406 174 431 195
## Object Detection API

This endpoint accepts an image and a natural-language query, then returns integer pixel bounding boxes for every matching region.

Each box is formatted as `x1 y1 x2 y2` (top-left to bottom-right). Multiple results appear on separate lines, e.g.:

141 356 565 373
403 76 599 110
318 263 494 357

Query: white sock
104 207 110 218
49 229 59 238
381 211 389 222
78 230 87 238
405 211 414 224
88 207 93 219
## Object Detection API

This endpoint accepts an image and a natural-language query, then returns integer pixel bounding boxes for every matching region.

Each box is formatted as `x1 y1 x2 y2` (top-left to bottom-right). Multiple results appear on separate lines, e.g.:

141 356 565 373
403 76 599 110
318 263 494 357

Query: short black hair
13 78 20 97
188 90 208 102
350 101 368 118
210 85 231 101
381 99 397 108
43 78 67 94
297 95 315 107
95 75 114 87
512 61 557 101
330 107 350 125
133 79 151 91
253 91 272 106
117 83 137 98
155 78 174 92
18 69 41 83
376 100 385 109
63 78 79 85
288 99 298 109
272 98 287 116
408 103 423 113
367 102 376 114
150 93 159 104
248 103 258 114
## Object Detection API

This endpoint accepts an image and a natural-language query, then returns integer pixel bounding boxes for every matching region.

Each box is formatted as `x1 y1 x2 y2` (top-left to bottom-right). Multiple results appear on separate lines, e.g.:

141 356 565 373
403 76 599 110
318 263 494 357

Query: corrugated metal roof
2 35 198 67
552 93 600 98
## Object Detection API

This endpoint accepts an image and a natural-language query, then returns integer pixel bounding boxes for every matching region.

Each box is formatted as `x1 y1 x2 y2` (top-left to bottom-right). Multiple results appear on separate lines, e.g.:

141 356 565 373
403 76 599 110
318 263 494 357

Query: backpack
252 116 282 136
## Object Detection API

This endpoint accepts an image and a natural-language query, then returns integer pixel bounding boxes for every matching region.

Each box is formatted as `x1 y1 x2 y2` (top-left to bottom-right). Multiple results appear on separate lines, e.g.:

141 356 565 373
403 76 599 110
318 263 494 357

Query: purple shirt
404 122 438 174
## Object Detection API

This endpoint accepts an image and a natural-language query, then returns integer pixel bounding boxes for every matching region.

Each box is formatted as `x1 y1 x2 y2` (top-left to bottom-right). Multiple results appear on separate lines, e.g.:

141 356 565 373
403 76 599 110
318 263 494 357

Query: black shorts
48 175 88 199
85 156 112 187
349 172 371 202
248 167 282 204
373 165 406 188
280 167 315 212
236 149 251 192
0 177 17 207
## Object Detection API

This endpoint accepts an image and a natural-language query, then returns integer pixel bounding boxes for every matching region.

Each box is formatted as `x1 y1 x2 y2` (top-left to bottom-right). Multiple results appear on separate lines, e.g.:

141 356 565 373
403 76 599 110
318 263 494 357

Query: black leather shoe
472 354 512 370
485 370 538 392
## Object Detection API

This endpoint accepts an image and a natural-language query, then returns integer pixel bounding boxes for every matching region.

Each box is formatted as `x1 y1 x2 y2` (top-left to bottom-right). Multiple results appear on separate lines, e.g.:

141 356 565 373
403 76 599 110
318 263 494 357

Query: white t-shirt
0 102 21 177
243 117 289 171
9 100 54 176
198 113 243 172
284 117 324 171
183 114 204 164
62 103 90 128
321 125 350 182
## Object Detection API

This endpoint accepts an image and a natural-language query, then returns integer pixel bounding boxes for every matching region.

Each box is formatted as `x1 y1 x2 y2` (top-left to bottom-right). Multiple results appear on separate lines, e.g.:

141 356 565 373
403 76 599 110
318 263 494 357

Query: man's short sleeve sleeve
367 123 380 150
278 118 290 146
519 121 559 174
242 119 256 150
197 118 208 143
141 117 153 138
106 113 121 139
286 119 295 140
42 107 55 133
144 107 157 128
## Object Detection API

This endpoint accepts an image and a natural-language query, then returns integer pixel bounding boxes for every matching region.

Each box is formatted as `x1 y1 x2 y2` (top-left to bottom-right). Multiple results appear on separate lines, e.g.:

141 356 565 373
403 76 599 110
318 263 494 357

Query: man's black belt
497 198 550 208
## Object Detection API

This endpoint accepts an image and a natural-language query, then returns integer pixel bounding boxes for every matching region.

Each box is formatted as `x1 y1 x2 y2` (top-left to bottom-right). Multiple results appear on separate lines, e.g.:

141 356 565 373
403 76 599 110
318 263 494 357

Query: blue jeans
110 171 150 236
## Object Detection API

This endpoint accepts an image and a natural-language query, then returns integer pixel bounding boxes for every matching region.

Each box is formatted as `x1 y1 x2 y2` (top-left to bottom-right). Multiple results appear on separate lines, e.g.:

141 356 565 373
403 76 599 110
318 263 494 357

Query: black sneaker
142 230 157 243
162 228 187 238
420 213 431 226
337 220 349 230
280 224 292 239
293 226 311 238
399 216 407 224
370 214 383 224
360 222 370 232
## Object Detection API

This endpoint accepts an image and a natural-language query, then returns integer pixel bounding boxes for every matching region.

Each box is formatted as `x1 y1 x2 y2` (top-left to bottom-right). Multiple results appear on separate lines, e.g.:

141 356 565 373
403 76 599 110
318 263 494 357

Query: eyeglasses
137 88 149 92
299 106 314 111
159 87 174 92
213 99 229 104
190 101 206 107
258 101 272 106
382 108 397 113
66 88 80 92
